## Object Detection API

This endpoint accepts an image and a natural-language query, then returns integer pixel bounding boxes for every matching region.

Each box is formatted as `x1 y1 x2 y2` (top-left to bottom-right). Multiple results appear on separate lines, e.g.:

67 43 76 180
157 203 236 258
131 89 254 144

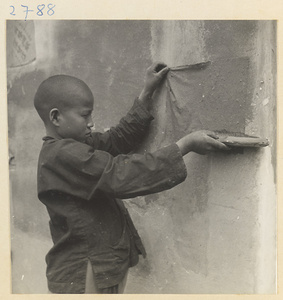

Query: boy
34 62 228 294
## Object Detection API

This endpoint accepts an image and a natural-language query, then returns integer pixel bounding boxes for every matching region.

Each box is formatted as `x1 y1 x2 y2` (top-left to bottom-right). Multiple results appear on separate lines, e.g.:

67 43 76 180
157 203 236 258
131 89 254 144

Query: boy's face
57 94 94 143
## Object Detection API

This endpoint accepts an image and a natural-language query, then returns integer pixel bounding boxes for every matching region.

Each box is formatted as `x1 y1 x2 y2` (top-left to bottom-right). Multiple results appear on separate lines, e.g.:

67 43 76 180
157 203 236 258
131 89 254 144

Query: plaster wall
8 20 276 294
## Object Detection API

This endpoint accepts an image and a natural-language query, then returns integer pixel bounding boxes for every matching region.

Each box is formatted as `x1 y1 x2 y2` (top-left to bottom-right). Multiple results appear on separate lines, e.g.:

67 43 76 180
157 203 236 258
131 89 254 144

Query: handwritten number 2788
9 4 55 20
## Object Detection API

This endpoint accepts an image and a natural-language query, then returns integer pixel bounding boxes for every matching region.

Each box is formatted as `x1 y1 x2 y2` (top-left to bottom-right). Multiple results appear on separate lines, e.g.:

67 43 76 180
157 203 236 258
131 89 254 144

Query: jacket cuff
165 143 187 185
128 98 154 126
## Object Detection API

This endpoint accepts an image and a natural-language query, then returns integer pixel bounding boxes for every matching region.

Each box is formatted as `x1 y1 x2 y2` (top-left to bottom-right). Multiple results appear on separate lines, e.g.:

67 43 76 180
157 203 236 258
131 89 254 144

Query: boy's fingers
208 136 230 151
206 131 219 139
214 141 230 151
217 142 230 151
152 62 167 72
157 66 170 77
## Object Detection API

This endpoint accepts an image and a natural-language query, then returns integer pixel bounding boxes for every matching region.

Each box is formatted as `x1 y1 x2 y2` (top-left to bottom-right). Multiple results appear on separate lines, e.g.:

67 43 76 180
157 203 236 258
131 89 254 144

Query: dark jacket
37 100 187 293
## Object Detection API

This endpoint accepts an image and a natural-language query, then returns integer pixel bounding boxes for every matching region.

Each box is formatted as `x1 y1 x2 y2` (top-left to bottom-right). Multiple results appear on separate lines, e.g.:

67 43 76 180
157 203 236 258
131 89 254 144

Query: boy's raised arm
87 63 169 155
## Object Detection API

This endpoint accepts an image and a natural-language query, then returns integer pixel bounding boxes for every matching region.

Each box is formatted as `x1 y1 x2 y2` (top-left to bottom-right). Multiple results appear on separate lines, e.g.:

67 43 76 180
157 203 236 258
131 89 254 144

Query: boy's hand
176 130 230 156
143 62 169 94
138 62 169 108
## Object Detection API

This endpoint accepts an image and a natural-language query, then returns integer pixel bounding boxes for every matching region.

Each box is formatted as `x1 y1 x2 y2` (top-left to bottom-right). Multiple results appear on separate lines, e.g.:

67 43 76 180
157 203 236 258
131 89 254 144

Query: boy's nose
87 119 94 129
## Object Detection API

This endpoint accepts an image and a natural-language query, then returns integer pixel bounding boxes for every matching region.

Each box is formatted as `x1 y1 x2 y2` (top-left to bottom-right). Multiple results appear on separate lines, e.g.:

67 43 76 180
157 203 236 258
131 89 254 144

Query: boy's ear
49 108 61 126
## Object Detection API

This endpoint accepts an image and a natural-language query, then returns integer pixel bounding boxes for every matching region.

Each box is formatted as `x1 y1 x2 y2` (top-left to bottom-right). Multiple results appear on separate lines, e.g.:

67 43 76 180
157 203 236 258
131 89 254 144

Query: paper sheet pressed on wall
150 57 268 149
6 21 36 68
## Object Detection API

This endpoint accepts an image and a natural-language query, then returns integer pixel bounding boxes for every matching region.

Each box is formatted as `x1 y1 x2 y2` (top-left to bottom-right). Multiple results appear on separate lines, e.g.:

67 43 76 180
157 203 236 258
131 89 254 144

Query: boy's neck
45 126 61 139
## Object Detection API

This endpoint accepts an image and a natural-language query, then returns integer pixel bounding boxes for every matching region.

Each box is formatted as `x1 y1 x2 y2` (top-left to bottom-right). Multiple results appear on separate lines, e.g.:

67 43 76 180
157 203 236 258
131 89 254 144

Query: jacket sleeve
85 99 154 156
39 139 187 201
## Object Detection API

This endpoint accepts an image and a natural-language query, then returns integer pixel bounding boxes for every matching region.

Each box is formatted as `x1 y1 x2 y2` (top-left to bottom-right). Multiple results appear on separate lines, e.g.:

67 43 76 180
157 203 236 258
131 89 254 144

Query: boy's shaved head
34 75 93 123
